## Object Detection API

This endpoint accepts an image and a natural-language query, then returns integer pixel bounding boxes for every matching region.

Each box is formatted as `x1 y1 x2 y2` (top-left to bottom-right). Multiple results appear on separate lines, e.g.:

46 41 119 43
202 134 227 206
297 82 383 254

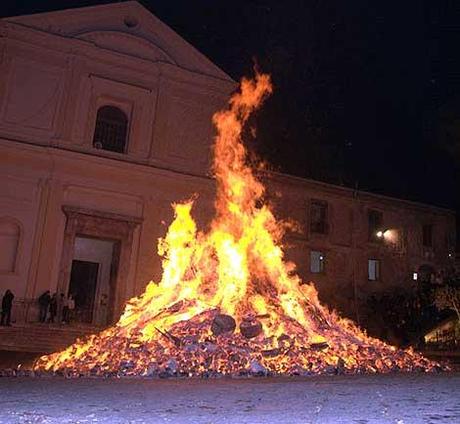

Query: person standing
67 294 75 324
61 293 69 324
49 293 57 323
1 290 14 326
38 290 51 323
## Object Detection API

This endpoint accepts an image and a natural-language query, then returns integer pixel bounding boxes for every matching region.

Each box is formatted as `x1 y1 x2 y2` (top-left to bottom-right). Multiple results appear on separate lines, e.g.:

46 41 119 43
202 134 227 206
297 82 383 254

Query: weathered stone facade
0 2 456 327
265 174 456 321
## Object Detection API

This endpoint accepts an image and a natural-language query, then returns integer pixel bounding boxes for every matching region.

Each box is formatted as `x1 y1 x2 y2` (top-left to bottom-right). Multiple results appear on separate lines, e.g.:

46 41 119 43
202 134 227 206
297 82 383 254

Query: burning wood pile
34 73 441 377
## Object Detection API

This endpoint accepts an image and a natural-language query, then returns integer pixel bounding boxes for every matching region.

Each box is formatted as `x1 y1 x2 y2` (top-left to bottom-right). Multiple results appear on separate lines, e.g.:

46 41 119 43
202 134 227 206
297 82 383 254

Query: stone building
0 2 456 330
0 1 234 325
266 173 456 323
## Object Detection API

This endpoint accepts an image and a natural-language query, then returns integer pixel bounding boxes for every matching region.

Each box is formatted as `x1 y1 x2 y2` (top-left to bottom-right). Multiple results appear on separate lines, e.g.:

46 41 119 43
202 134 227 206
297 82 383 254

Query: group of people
38 291 75 324
1 289 14 326
1 289 77 326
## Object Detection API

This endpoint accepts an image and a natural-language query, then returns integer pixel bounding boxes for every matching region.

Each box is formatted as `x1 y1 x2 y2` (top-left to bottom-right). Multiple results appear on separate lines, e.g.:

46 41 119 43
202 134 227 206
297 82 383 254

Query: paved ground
0 373 459 424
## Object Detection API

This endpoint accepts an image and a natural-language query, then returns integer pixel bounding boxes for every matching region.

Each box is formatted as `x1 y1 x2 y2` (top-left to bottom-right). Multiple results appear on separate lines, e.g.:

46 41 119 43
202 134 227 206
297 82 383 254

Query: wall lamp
376 229 389 239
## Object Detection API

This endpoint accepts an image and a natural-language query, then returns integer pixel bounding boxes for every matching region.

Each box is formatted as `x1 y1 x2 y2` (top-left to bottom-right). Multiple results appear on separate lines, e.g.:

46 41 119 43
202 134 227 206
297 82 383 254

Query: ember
34 73 441 377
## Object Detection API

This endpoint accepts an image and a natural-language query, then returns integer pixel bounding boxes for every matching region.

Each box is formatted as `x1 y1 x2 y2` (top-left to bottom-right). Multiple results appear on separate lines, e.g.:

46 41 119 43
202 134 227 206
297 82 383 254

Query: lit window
412 272 418 281
368 259 380 281
310 200 328 234
310 251 325 273
93 106 128 153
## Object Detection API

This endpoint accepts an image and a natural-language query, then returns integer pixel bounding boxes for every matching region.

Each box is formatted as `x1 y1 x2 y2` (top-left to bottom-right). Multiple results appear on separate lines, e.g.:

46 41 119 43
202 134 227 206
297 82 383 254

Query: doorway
59 206 141 325
69 236 118 326
69 260 99 323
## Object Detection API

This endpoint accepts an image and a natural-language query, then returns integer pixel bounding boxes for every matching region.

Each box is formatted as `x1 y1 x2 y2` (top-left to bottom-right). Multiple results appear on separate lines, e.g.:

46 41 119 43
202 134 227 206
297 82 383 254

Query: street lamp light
376 229 389 239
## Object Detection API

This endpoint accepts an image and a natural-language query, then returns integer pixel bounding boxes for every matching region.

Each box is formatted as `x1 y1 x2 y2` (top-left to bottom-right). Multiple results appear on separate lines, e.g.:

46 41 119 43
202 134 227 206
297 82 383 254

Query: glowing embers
34 73 441 377
34 306 437 377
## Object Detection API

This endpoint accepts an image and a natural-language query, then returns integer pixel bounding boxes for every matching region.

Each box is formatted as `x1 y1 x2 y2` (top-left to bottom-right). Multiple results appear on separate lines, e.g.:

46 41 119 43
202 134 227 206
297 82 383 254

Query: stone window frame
90 95 133 155
92 105 129 154
0 216 23 276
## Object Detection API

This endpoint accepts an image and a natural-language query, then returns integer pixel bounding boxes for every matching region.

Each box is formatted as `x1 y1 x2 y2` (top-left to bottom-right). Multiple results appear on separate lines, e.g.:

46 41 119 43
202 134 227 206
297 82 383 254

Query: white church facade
0 1 234 325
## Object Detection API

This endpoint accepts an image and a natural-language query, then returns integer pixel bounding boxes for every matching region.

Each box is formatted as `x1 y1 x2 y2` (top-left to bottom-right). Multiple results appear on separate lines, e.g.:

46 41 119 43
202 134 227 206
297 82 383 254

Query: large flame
35 73 439 376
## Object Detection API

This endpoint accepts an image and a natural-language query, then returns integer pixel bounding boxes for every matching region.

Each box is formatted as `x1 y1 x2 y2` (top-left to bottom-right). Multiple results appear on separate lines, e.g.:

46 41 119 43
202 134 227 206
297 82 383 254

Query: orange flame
34 73 440 376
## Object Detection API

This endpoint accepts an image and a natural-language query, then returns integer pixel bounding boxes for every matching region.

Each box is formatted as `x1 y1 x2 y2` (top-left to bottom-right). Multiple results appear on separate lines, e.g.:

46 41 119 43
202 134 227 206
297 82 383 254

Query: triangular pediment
4 1 233 82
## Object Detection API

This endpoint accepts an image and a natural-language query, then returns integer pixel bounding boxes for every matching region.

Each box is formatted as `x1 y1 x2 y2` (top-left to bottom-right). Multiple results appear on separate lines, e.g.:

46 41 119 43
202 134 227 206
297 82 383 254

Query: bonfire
35 73 439 377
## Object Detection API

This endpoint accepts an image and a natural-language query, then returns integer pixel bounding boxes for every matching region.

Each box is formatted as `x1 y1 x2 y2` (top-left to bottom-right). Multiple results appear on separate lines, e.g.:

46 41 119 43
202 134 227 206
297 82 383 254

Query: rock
249 360 267 376
211 314 236 336
240 319 263 339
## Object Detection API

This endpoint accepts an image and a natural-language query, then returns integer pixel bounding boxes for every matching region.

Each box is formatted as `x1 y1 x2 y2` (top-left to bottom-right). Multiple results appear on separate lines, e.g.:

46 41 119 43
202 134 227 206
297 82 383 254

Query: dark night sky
2 1 460 212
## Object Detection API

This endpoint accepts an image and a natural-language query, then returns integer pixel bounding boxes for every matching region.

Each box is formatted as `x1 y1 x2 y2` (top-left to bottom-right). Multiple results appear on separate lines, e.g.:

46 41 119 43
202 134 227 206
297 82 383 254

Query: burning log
240 318 263 339
262 348 280 358
309 341 329 351
211 314 236 336
155 327 181 347
277 334 293 348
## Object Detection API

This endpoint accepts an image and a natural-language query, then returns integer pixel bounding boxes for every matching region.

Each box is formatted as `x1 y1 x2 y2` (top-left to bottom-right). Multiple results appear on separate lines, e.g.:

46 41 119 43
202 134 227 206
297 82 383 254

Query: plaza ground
0 373 459 423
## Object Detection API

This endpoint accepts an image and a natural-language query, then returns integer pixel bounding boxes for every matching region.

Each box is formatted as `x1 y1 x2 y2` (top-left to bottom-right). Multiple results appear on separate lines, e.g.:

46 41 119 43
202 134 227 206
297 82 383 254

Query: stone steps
0 325 100 353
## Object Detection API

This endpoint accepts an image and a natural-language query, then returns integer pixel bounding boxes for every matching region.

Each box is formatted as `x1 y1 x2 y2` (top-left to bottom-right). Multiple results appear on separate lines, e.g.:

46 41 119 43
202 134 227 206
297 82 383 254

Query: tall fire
35 73 439 377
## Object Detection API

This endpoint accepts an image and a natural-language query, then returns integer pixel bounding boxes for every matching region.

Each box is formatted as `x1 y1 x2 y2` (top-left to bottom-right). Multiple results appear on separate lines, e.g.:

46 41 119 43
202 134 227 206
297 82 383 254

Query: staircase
0 324 101 353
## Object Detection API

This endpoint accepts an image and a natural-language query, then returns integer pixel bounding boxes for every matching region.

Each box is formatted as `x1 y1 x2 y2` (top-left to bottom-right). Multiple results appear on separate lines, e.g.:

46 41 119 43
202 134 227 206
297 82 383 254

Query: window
0 219 20 273
368 209 383 242
310 200 328 234
368 259 380 281
310 251 325 273
422 224 433 248
93 106 128 153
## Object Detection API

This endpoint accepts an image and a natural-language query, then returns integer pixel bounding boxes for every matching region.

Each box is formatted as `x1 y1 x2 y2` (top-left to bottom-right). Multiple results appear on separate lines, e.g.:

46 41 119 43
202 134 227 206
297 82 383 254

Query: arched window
0 219 20 273
92 106 128 153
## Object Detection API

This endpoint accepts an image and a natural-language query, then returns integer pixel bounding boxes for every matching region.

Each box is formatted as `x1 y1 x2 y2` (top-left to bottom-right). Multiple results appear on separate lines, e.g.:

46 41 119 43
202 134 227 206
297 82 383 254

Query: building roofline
265 170 456 216
2 1 235 84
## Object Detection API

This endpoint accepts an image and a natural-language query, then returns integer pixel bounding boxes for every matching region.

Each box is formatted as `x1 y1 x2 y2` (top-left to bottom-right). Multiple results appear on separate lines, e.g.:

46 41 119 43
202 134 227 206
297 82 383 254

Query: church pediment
4 1 233 82
77 31 175 64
